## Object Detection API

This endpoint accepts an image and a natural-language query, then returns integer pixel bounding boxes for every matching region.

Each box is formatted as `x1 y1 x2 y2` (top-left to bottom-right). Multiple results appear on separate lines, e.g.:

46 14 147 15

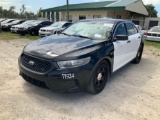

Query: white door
125 23 141 60
113 23 131 72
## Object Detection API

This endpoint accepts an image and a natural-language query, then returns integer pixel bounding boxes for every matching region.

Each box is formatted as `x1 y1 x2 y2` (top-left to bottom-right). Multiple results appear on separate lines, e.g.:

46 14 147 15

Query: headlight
57 57 91 69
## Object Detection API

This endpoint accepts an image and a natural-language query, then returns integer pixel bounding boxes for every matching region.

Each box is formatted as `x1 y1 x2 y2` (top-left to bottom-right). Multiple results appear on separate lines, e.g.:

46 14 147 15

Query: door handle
138 36 141 38
127 40 131 43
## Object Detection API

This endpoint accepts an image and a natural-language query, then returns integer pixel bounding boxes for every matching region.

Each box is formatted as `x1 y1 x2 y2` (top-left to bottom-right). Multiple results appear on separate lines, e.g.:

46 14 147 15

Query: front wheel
132 43 144 64
29 30 35 36
87 60 109 94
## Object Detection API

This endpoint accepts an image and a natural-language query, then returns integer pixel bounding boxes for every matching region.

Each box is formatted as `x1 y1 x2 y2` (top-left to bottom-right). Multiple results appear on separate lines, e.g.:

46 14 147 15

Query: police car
18 19 144 94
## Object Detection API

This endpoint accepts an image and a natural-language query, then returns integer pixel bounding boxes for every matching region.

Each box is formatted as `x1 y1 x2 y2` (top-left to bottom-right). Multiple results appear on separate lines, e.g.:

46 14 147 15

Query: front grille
147 33 160 37
21 72 48 88
21 54 53 73
41 29 46 32
18 28 24 30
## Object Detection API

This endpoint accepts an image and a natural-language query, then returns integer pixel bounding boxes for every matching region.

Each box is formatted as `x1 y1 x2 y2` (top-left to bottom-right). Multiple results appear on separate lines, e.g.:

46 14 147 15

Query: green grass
0 31 41 41
145 41 160 49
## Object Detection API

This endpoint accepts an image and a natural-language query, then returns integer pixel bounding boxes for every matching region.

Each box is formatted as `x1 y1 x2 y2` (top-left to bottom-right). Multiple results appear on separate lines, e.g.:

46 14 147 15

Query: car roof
79 18 129 24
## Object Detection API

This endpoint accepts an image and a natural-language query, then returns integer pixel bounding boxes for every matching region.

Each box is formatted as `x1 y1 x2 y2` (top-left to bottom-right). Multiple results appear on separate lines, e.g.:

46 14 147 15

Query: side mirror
114 35 128 41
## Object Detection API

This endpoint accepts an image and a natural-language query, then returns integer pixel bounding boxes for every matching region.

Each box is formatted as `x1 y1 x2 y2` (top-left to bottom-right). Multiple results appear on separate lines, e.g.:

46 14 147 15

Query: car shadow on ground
22 57 156 113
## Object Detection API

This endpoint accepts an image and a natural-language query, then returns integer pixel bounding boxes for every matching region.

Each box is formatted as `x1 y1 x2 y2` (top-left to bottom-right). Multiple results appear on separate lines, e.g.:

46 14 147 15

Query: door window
62 23 72 28
114 23 127 36
126 22 137 36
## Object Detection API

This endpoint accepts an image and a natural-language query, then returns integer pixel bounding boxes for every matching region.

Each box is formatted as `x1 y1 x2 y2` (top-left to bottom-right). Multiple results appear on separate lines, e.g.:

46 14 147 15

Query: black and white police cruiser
18 19 144 94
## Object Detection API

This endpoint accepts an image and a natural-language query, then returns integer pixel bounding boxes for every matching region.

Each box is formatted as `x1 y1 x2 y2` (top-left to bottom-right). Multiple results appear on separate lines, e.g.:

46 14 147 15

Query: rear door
113 23 131 72
125 22 141 60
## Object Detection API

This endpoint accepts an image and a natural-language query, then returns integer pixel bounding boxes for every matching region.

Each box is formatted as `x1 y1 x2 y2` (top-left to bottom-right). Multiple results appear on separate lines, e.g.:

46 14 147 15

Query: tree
37 7 42 18
145 4 158 17
9 6 15 12
9 6 15 18
0 5 37 19
0 6 3 17
20 4 26 18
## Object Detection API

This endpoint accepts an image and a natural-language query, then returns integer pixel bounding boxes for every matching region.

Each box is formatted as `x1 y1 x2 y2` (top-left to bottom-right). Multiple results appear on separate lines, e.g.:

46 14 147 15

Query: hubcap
95 65 107 88
97 73 102 81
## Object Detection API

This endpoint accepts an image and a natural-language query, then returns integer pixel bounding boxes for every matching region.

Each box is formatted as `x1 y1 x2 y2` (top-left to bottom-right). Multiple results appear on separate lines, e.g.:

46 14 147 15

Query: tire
132 43 144 64
29 30 35 36
87 60 110 94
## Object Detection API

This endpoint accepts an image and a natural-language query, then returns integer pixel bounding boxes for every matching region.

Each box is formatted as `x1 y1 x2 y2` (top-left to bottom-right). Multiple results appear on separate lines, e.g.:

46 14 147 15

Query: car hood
24 34 105 59
40 26 60 30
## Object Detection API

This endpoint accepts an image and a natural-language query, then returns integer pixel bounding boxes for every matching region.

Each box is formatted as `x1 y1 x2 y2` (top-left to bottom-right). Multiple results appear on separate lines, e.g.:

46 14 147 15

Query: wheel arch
101 58 112 77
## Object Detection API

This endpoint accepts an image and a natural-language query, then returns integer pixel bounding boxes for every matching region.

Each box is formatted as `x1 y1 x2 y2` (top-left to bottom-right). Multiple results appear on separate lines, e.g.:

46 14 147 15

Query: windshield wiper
72 35 93 40
61 33 70 36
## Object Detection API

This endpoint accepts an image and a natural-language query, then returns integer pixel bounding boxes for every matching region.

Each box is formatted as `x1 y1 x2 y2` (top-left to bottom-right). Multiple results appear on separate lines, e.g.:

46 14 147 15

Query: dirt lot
0 39 160 120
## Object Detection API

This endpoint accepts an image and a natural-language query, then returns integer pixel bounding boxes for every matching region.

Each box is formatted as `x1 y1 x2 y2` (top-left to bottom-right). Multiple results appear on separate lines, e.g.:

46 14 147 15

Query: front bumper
17 29 28 35
39 31 52 37
1 26 9 30
18 57 93 92
11 28 18 33
146 36 160 42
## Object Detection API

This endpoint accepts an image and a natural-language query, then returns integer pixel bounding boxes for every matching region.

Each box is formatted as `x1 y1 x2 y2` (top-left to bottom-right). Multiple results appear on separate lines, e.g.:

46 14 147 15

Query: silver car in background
39 21 72 37
11 20 35 33
146 26 160 42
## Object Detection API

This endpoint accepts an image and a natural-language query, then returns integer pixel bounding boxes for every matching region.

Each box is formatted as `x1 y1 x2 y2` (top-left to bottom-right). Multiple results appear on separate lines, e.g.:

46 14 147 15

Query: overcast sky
0 0 160 16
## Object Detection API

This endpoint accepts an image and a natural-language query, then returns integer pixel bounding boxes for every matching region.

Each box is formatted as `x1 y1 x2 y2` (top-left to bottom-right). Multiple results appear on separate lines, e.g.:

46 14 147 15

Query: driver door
113 23 131 72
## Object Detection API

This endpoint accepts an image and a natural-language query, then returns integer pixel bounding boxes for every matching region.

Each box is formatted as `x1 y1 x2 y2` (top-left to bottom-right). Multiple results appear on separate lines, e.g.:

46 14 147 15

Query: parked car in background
146 26 160 42
28 21 53 36
0 19 5 32
0 20 2 32
17 20 42 35
11 20 35 33
2 19 25 31
19 19 144 94
39 21 72 37
1 19 15 26
0 18 6 22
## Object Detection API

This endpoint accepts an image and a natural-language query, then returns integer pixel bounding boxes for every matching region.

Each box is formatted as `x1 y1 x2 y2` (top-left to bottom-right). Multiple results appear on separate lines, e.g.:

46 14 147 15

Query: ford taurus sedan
18 19 144 94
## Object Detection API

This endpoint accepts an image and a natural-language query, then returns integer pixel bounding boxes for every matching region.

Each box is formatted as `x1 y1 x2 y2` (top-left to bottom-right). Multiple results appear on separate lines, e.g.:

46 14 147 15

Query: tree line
0 5 42 19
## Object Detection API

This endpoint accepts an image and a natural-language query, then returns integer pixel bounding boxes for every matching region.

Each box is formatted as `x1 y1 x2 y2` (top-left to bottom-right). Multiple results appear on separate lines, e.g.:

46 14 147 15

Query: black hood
24 34 106 59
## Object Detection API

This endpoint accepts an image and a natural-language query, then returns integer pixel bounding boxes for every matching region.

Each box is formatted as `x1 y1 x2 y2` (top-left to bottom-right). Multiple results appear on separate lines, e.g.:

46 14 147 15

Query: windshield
149 27 160 32
10 20 20 24
22 20 34 25
51 22 66 27
62 21 114 39
30 21 42 26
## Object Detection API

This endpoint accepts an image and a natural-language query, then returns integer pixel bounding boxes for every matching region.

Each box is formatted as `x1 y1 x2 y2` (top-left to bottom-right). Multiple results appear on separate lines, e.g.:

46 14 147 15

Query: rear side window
115 23 127 36
42 21 52 26
63 23 72 28
126 22 138 36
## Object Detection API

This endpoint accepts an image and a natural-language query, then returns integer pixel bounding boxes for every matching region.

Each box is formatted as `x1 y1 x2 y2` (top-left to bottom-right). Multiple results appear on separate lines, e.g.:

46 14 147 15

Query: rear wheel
132 43 144 64
87 60 109 94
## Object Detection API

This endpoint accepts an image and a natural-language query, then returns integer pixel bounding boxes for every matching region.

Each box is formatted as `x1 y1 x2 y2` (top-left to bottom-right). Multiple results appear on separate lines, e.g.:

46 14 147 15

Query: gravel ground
0 39 160 120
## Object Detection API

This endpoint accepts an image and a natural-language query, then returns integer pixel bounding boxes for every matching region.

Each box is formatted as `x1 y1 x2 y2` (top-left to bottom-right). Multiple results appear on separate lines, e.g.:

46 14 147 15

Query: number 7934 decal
62 73 75 79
